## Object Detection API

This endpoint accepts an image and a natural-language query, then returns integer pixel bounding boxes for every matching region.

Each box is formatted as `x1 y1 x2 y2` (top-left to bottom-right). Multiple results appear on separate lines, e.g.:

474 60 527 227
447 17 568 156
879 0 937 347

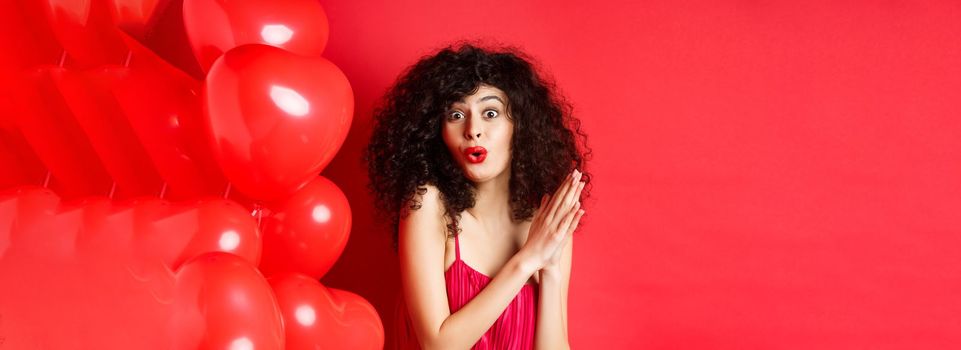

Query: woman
365 41 592 349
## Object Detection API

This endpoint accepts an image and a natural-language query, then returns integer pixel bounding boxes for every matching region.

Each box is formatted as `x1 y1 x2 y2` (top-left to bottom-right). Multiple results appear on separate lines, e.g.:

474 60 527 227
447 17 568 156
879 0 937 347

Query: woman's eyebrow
453 95 505 106
477 95 504 104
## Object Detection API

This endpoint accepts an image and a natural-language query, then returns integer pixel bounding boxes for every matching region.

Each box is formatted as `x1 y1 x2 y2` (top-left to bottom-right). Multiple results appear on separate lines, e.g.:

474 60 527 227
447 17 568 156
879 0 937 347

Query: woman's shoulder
399 183 448 241
398 182 441 212
408 183 443 213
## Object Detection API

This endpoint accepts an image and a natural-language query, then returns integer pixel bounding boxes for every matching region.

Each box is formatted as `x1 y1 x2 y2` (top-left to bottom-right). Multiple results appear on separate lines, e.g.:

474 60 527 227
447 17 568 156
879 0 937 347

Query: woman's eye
447 110 497 120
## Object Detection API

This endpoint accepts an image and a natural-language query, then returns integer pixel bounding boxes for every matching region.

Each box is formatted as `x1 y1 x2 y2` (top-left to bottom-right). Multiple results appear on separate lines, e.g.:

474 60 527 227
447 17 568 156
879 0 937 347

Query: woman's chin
460 167 488 183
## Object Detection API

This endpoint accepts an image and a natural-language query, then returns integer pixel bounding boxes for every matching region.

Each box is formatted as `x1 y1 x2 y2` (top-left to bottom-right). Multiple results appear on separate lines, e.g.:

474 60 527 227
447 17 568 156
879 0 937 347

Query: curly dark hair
364 41 592 249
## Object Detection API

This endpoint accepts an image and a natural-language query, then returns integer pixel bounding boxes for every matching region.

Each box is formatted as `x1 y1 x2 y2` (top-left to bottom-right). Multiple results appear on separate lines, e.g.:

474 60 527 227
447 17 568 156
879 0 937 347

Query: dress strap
453 233 461 261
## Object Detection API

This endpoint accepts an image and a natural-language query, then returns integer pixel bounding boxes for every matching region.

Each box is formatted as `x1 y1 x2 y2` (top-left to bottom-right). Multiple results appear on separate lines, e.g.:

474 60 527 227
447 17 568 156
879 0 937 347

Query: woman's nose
466 120 482 139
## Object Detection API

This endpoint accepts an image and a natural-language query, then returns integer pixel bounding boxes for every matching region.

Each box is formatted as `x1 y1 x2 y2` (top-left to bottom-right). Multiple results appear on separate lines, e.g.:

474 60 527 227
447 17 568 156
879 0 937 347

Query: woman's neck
465 169 513 232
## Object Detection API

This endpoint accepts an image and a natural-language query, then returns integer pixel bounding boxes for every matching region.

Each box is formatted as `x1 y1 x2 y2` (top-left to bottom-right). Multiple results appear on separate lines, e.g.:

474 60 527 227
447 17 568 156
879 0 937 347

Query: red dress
392 233 538 349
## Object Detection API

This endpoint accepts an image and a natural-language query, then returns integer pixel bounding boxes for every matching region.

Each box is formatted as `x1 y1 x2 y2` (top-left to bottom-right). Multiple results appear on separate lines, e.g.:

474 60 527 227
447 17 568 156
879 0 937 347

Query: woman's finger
573 181 585 203
533 194 544 213
546 170 576 222
566 207 585 236
532 194 549 221
558 171 583 216
556 201 581 239
562 181 585 221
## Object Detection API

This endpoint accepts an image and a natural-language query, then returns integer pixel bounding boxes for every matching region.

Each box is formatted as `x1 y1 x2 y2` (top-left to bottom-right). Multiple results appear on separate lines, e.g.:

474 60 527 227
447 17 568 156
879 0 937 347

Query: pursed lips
463 146 487 163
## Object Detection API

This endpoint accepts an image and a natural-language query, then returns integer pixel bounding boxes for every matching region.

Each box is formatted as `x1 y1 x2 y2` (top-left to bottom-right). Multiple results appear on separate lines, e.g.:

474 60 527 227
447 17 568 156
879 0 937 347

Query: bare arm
535 172 584 349
404 167 582 349
399 184 538 349
535 234 573 350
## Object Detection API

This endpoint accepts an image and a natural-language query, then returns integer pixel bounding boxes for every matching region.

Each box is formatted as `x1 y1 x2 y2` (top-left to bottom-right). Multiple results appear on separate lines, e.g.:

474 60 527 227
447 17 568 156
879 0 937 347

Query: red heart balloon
259 176 351 279
0 189 309 349
57 66 166 198
0 0 62 119
134 197 262 271
204 44 353 202
73 196 125 260
17 0 131 68
110 0 163 39
171 252 285 350
183 0 330 73
76 196 177 349
268 272 384 350
0 189 173 349
2 187 62 259
0 191 16 252
0 0 62 65
112 32 228 199
13 67 114 199
0 118 48 190
138 0 205 79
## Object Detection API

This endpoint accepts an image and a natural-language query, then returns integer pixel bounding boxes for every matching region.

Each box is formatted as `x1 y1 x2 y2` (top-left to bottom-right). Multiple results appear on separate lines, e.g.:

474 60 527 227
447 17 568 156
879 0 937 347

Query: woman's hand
542 226 575 274
542 186 584 275
520 169 586 272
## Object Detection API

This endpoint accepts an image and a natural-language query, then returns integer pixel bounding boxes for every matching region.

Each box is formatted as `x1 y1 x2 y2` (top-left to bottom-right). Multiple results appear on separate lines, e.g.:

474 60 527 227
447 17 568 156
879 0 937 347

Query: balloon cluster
0 0 383 349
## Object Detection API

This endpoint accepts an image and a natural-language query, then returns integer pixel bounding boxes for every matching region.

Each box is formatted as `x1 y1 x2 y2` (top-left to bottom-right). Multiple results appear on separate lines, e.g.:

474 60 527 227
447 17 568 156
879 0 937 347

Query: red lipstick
464 146 487 164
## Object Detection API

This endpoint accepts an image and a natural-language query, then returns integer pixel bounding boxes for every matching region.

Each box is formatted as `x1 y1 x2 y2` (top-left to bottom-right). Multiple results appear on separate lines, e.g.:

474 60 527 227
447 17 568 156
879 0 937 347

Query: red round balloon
268 273 384 350
189 199 263 268
134 198 262 271
259 176 350 279
183 0 330 73
171 252 284 350
204 44 353 202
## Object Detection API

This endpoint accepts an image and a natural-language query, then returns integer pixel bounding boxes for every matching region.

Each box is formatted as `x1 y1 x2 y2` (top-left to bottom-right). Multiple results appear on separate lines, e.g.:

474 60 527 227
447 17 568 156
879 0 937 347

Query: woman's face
441 84 514 184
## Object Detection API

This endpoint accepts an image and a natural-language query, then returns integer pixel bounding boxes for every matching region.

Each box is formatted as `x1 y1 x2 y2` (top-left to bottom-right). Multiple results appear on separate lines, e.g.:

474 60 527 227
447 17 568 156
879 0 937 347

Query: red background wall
315 1 961 348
